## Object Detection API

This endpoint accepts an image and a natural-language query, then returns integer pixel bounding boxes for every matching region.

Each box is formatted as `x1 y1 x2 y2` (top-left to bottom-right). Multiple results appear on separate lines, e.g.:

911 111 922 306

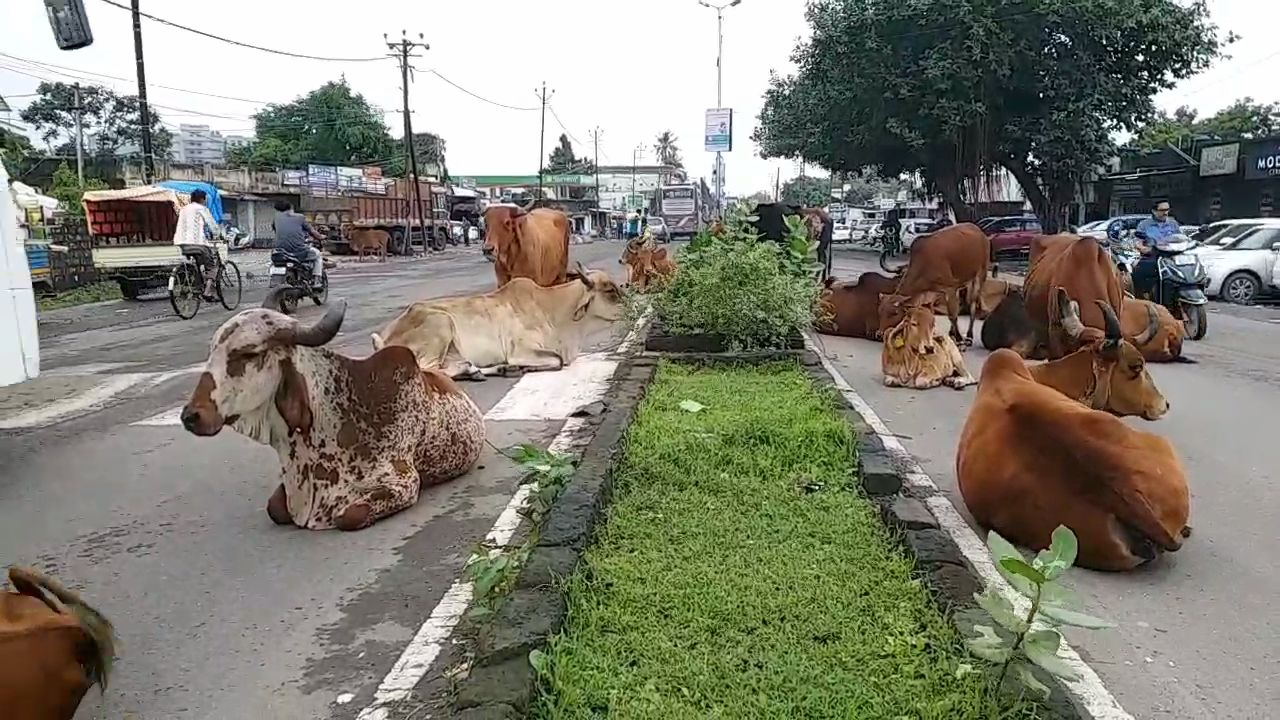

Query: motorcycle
1104 224 1142 293
267 242 329 315
1130 231 1209 341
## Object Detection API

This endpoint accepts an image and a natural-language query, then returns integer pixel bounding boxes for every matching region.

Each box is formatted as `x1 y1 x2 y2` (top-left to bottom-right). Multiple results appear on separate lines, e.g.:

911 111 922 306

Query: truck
1 159 41 387
301 178 450 256
81 181 228 300
655 183 705 240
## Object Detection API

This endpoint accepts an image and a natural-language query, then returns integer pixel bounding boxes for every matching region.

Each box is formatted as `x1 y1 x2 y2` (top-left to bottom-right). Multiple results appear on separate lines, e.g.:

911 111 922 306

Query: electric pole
534 82 554 197
73 82 84 185
631 144 644 209
589 127 602 210
130 0 155 183
386 31 430 254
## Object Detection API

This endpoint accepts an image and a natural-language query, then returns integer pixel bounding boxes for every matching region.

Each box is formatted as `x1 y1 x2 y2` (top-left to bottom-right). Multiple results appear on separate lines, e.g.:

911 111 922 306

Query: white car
832 222 852 243
1190 220 1280 304
901 219 938 249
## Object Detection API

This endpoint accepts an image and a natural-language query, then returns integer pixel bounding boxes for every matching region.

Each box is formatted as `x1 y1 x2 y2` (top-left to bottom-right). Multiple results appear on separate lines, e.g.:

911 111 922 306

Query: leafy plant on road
967 526 1114 700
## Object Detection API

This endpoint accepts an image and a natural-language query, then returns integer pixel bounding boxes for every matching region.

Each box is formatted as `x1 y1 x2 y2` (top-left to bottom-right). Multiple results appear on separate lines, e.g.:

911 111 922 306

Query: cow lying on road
881 305 976 390
1 566 116 720
816 272 899 339
183 290 485 531
958 289 1190 572
371 263 625 380
1122 297 1192 364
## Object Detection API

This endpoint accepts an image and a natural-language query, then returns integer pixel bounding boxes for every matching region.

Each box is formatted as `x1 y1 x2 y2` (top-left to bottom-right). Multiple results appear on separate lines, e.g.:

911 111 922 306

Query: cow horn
1134 302 1159 346
291 300 347 347
572 261 590 286
1095 300 1123 341
1056 288 1086 340
262 286 291 312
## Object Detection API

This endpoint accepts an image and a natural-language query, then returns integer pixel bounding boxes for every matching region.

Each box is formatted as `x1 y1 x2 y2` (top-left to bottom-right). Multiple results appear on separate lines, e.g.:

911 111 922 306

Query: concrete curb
444 356 656 719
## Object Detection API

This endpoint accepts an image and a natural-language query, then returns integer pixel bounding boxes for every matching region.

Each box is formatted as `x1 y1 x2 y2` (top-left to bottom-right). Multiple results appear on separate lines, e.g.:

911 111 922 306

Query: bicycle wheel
217 260 242 311
168 264 201 319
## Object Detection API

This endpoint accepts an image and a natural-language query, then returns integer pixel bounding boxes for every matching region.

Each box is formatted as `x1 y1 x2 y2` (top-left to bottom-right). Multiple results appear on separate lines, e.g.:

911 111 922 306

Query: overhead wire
424 69 538 111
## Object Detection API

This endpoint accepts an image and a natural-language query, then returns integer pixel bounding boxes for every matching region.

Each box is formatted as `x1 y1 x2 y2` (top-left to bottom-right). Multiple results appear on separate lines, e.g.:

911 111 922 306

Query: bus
657 183 704 240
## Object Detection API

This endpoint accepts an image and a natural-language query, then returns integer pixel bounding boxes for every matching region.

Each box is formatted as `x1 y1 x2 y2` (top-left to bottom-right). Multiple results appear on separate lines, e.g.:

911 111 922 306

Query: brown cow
347 228 389 263
816 272 899 339
1121 297 1192 363
881 305 976 390
957 292 1189 572
1020 234 1124 359
879 223 991 346
1 567 116 720
620 242 676 292
482 205 570 287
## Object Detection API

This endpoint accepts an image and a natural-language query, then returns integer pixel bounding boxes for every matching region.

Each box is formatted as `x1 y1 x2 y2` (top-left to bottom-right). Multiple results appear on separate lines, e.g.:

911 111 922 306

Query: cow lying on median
182 290 485 531
881 304 976 390
958 288 1189 572
620 237 676 291
1 566 116 720
371 262 625 380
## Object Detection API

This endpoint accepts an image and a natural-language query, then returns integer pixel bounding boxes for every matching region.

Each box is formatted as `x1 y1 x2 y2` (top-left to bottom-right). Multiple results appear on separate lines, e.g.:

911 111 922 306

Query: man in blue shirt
1132 200 1181 297
272 201 326 290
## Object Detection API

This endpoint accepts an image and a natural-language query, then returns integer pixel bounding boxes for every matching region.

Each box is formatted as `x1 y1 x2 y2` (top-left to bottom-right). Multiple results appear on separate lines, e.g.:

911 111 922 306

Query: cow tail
8 567 117 689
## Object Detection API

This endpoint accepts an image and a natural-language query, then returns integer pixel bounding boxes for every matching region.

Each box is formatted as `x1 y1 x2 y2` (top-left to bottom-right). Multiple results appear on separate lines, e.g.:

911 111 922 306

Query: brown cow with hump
877 223 991 346
815 272 900 339
958 288 1188 572
482 203 570 287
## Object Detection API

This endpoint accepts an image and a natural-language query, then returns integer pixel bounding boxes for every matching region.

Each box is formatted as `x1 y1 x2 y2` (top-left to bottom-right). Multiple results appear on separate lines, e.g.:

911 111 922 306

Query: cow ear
274 357 313 436
572 293 591 321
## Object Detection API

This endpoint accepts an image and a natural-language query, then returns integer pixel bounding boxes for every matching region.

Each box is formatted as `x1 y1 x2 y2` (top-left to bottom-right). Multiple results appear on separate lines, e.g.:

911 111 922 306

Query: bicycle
168 242 243 319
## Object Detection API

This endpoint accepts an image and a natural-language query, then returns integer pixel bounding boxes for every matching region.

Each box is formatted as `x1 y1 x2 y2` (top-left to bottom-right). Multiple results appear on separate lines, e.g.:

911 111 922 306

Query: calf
372 262 625 380
348 228 389 262
881 305 976 390
0 567 116 720
815 272 899 340
183 290 484 531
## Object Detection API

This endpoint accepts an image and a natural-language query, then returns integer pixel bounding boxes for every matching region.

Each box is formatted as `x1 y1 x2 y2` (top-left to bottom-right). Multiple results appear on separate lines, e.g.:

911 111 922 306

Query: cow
1121 297 1193 363
957 289 1189 572
182 290 485 531
347 228 389 263
815 272 899 340
881 305 976 390
620 238 676 292
750 202 833 279
0 566 116 720
980 289 1043 358
370 263 625 380
482 204 571 288
877 223 991 346
1022 234 1124 359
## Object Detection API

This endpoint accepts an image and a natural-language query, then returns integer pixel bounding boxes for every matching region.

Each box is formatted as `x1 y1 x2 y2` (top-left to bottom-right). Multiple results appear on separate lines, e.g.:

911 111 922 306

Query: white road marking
805 334 1133 720
1 373 151 431
354 317 647 720
483 352 619 420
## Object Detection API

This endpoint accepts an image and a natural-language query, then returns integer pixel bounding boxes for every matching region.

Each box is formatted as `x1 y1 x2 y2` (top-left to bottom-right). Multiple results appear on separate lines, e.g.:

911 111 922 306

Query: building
224 134 253 151
175 124 226 165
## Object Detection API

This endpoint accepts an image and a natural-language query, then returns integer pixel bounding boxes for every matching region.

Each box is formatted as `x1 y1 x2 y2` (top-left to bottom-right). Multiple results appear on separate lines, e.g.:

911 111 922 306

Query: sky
0 0 1275 196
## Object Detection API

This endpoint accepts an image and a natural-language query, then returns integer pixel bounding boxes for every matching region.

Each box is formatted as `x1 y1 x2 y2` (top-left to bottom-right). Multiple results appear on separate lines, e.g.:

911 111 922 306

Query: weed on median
533 361 1043 719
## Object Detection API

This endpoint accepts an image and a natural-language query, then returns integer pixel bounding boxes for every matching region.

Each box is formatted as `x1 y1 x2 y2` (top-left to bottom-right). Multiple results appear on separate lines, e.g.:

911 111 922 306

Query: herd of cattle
3 210 1193 717
817 222 1191 572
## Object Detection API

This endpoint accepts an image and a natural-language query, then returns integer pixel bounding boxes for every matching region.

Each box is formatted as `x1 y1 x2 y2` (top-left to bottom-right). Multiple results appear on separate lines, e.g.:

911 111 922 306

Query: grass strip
535 361 1042 720
37 281 121 311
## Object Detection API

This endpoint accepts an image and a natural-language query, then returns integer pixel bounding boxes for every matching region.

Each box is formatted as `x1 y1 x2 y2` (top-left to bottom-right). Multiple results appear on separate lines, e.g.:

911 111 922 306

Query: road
825 246 1280 720
0 240 631 720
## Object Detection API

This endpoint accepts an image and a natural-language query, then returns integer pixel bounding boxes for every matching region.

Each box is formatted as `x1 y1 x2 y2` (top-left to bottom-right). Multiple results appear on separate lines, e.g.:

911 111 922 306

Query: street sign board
705 108 733 153
1199 143 1240 177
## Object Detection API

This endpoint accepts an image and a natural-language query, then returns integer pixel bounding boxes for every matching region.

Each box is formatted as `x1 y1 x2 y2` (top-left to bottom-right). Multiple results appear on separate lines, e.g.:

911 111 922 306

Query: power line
548 104 583 146
425 69 538 111
95 0 389 63
0 51 276 104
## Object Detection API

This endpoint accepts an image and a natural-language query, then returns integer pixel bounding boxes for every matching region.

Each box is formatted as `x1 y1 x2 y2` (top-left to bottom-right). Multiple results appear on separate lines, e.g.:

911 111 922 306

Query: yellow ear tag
892 335 905 348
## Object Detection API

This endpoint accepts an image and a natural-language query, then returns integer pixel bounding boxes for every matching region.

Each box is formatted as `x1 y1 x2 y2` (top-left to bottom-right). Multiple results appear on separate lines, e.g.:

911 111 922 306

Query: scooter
1132 231 1209 341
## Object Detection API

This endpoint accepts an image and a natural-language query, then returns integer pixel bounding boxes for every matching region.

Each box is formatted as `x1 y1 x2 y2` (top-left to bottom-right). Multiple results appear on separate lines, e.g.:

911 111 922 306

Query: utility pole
386 31 430 254
589 127 602 209
72 82 84 185
130 0 155 183
698 0 742 217
631 144 644 209
774 167 781 202
534 82 554 197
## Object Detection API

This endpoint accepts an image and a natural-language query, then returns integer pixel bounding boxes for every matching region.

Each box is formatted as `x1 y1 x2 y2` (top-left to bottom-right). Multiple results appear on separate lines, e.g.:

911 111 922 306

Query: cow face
482 205 525 263
567 263 626 322
887 306 939 356
182 294 346 438
877 292 940 339
1056 289 1168 420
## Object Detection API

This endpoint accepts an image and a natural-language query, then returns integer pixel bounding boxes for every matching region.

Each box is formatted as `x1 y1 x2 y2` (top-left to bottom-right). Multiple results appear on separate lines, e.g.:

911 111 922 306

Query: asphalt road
0 240 632 720
826 246 1280 720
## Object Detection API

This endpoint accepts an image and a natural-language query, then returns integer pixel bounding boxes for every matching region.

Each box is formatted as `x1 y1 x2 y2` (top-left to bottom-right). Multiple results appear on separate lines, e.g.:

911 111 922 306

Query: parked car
852 217 880 242
984 215 1043 254
1190 218 1280 247
1079 214 1148 242
832 221 852 243
1190 220 1280 304
901 218 940 249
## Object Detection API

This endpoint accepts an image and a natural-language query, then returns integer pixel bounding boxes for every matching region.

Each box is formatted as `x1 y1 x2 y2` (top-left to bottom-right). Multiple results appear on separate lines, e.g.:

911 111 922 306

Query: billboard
705 108 733 153
1244 139 1280 181
1199 143 1240 177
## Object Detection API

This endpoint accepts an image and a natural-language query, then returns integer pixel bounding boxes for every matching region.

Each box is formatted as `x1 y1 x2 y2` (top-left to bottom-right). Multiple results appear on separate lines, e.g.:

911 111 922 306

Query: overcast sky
0 0 1274 195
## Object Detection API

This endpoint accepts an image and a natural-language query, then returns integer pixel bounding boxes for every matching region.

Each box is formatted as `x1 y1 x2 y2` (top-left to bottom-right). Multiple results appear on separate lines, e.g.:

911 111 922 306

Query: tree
545 133 593 174
1 127 34 162
654 130 683 168
756 0 1227 231
20 81 171 159
47 162 107 216
412 132 449 178
1132 98 1280 150
780 176 832 207
842 169 908 206
234 80 399 169
746 191 774 205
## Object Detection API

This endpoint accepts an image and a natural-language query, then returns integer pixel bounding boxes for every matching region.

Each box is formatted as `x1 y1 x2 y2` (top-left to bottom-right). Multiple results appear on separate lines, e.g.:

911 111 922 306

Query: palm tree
653 131 683 169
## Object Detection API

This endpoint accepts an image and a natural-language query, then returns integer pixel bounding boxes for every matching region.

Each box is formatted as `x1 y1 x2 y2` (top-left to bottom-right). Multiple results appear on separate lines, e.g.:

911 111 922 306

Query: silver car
646 217 671 243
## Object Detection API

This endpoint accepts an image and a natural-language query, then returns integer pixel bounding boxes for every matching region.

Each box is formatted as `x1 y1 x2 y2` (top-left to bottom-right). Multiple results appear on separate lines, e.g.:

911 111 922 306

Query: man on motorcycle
272 201 325 291
882 206 903 248
1132 201 1181 296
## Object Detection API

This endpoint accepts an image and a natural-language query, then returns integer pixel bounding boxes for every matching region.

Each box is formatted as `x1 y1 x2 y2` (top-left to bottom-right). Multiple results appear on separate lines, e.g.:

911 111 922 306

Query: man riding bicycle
172 188 222 301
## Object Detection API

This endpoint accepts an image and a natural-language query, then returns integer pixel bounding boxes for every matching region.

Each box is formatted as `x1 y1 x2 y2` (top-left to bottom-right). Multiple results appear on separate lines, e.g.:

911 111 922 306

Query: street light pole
699 0 741 216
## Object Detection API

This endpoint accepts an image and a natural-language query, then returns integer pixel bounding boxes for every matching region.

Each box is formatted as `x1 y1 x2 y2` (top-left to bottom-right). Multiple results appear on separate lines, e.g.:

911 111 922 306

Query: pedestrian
271 200 326 292
172 188 222 301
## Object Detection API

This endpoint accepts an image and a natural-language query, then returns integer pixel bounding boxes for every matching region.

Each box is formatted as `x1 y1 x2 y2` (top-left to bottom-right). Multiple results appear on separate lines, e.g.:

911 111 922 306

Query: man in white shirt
172 188 221 300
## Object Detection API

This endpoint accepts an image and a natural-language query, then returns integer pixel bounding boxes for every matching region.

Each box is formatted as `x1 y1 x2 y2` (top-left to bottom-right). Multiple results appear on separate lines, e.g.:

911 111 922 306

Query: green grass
534 362 1042 720
37 281 121 311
